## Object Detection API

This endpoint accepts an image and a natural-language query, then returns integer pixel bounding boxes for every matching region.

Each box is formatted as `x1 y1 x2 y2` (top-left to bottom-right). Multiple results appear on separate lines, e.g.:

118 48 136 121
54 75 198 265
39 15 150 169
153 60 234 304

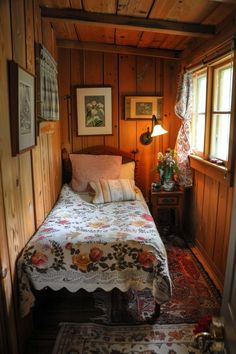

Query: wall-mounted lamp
140 115 168 145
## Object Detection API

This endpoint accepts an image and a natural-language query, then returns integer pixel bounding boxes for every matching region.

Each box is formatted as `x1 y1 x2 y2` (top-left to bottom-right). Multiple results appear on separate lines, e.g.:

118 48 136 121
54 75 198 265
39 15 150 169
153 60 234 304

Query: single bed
17 146 172 318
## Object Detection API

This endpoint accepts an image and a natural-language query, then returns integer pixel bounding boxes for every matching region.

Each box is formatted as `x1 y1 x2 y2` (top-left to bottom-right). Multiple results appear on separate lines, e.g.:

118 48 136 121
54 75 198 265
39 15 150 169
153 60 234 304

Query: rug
111 233 221 324
52 322 201 354
90 232 221 325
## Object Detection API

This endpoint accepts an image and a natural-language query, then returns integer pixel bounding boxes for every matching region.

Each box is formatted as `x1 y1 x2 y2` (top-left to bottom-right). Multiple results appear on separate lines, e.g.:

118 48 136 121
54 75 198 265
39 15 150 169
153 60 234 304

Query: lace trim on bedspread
18 184 171 317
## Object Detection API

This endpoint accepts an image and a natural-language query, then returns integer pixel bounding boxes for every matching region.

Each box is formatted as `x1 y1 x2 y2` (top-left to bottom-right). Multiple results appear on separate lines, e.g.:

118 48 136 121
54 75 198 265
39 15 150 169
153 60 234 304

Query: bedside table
150 187 184 233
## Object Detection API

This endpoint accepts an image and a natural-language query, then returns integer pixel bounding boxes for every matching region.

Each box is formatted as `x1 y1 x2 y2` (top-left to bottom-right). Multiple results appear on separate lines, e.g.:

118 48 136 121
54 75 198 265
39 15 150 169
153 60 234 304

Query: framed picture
9 61 36 156
125 96 163 120
76 87 112 136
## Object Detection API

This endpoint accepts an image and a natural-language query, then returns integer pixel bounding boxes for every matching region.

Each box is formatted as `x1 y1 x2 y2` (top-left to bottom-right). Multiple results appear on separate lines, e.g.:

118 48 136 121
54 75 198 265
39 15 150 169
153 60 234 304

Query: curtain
40 45 59 120
174 71 193 187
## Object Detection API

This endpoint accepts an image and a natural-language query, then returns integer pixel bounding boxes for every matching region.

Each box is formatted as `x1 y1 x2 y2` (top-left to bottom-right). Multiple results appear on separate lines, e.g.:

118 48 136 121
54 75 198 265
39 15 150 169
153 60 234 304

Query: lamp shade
151 123 168 137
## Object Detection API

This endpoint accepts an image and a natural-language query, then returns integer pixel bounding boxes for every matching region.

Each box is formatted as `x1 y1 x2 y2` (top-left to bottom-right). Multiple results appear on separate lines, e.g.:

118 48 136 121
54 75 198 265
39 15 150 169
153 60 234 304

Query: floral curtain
174 71 193 187
39 45 59 120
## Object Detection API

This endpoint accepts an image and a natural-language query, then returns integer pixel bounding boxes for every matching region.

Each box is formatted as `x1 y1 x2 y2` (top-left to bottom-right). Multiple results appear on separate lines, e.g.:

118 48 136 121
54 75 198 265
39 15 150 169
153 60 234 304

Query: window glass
191 71 206 154
210 62 233 161
210 113 230 161
213 65 232 112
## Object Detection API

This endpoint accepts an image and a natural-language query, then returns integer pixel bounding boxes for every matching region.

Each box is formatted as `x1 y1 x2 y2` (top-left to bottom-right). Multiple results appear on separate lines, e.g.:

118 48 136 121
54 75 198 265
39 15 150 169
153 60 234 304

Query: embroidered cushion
90 179 136 204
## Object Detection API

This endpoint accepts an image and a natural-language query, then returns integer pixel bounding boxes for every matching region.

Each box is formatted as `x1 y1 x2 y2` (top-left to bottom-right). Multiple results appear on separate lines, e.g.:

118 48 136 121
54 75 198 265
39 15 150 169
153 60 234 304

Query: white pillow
119 161 135 180
89 179 136 204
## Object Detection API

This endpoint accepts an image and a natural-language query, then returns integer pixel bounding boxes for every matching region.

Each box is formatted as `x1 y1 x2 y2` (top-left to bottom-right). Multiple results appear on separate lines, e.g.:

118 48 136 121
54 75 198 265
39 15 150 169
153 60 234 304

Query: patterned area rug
88 233 221 325
110 233 221 324
52 322 201 354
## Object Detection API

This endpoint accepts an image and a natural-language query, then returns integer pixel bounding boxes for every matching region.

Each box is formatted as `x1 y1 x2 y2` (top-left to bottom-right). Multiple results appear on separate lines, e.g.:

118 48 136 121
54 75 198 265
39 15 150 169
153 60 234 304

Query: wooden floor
23 288 110 354
24 328 56 354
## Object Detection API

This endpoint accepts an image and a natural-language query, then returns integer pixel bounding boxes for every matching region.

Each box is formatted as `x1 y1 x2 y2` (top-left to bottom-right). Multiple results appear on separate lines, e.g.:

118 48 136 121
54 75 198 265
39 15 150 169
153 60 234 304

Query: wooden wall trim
190 155 230 185
57 40 181 60
190 240 224 292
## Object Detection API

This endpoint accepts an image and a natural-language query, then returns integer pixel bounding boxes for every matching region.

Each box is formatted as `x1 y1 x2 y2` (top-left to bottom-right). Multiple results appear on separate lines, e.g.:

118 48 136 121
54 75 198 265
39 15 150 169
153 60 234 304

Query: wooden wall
58 48 181 198
182 18 236 291
0 1 62 353
186 159 233 290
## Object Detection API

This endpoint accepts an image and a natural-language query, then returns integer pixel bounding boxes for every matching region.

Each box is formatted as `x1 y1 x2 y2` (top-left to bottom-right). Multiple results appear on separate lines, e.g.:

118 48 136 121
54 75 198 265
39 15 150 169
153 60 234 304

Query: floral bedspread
18 184 172 317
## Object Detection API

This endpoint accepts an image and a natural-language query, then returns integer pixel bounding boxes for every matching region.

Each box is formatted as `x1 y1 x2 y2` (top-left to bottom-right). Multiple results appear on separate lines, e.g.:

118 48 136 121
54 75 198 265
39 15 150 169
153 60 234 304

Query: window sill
189 154 231 185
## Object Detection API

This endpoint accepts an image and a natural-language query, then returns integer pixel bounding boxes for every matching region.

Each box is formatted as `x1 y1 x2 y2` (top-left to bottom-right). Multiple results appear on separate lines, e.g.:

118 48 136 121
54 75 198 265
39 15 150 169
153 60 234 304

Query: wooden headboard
62 145 137 184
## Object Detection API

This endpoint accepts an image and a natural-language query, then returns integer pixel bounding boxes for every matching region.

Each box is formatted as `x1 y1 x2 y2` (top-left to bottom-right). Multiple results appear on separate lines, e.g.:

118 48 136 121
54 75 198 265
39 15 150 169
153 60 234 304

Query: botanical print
85 95 105 127
19 81 32 135
136 102 152 116
17 184 171 317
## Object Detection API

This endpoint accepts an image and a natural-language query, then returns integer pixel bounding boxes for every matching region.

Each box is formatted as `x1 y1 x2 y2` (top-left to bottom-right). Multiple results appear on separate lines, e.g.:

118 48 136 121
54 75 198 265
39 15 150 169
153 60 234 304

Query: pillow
70 154 122 192
119 161 135 180
90 179 136 204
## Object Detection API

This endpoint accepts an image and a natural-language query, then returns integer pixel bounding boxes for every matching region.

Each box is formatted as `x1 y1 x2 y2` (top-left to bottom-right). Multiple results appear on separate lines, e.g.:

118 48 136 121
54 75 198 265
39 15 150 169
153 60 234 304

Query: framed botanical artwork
125 96 163 120
8 61 36 156
76 87 112 136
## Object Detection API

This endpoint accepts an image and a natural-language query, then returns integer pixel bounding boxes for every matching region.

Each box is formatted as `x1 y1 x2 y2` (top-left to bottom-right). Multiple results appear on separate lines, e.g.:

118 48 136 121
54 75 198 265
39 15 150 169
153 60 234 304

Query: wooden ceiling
40 0 236 59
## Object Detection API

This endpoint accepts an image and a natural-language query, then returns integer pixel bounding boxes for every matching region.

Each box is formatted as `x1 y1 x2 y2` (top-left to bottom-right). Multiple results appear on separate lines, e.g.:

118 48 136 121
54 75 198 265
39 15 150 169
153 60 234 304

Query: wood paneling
25 0 35 73
104 53 119 148
0 164 18 354
187 161 233 289
0 0 62 352
58 49 179 197
32 137 45 228
11 0 26 66
118 0 153 17
19 152 35 244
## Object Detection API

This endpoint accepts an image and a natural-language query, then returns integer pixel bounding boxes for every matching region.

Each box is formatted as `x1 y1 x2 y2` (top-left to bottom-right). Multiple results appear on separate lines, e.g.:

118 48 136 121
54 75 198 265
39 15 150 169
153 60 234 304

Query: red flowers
141 213 153 222
89 247 103 262
193 315 212 334
31 251 48 268
138 250 156 268
65 242 73 249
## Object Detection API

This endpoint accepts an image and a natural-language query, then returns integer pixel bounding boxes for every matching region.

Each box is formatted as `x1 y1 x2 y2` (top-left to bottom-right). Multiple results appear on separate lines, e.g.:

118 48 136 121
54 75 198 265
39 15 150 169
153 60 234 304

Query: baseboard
182 235 223 294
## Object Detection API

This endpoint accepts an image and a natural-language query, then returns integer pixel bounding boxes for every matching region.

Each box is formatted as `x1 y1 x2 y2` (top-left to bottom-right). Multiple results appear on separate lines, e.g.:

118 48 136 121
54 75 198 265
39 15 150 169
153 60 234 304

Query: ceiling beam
41 8 216 38
57 39 181 59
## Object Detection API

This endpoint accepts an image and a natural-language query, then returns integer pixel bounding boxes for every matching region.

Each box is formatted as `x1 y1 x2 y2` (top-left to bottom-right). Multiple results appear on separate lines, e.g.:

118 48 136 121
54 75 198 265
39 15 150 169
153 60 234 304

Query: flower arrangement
157 148 179 184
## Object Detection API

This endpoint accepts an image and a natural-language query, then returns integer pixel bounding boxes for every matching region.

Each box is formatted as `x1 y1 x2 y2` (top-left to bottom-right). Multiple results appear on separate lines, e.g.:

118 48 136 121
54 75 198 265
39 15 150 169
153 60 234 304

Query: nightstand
150 187 184 233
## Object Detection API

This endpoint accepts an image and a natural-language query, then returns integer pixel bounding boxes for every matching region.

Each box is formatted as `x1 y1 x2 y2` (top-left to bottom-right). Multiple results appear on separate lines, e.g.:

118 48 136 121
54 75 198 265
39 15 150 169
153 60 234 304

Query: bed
17 146 172 318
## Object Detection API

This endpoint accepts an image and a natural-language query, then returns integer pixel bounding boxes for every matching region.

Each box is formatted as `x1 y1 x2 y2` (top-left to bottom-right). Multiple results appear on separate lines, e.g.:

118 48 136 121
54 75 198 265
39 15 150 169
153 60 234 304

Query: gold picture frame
125 96 163 120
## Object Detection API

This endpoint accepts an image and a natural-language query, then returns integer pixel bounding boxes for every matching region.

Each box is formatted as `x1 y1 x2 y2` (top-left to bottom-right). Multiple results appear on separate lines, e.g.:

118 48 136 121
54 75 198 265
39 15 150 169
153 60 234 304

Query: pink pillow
70 154 122 192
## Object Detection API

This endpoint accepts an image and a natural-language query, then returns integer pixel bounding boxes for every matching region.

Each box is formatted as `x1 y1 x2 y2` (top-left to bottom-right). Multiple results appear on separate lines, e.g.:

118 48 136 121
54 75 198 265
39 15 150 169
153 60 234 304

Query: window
191 70 207 155
191 56 233 168
210 62 232 161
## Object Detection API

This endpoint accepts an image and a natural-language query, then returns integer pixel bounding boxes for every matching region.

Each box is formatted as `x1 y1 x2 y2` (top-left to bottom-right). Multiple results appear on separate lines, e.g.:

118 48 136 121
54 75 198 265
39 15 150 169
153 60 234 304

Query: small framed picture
8 61 36 156
76 87 112 136
125 96 163 120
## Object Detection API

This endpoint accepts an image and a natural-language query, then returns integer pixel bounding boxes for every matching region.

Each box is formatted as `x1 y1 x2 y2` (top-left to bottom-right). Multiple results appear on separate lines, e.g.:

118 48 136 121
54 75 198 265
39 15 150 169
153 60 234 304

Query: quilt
18 184 171 317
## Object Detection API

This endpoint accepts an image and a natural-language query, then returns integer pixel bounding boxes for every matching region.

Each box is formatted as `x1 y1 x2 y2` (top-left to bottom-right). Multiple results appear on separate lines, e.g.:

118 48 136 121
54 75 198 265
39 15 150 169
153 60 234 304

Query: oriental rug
52 322 201 354
111 233 221 324
87 232 221 325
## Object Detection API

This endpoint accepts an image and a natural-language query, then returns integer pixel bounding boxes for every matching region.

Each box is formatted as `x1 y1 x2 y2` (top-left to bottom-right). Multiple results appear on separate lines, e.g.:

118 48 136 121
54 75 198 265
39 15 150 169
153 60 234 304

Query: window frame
191 68 207 157
190 54 234 177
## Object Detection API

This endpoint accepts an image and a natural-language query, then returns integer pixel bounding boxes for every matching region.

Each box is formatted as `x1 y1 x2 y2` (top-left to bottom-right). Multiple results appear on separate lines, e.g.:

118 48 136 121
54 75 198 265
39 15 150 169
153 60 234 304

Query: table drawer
157 196 179 205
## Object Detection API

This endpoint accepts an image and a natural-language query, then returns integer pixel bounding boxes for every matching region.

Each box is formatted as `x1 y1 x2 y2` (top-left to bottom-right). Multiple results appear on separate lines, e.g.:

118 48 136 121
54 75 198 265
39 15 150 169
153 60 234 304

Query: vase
163 178 175 192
